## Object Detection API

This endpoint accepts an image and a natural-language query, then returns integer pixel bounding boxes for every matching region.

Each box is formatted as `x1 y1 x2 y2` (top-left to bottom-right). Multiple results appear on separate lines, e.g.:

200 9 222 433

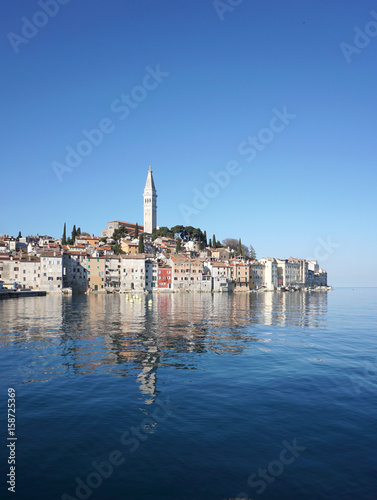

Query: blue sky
1 0 376 286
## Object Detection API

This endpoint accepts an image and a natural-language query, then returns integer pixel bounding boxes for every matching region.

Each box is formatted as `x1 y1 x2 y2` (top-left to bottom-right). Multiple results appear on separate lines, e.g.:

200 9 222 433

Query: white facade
259 258 278 290
104 256 121 290
120 255 146 291
40 254 64 292
143 166 157 234
276 259 303 287
205 262 232 292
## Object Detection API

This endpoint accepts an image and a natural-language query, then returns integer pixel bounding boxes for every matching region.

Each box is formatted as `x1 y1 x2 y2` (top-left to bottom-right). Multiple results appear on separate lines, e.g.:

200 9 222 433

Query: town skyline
1 1 376 287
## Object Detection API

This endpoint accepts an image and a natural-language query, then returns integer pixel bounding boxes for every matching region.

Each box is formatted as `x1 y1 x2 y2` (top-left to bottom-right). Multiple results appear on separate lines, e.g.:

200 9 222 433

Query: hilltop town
0 167 328 294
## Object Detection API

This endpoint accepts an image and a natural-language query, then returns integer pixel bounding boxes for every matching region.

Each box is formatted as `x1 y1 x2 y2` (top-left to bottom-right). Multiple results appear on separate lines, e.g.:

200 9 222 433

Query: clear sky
1 0 376 286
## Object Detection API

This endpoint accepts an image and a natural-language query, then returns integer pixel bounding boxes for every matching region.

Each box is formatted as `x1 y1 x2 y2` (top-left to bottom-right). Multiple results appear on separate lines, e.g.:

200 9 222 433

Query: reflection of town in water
0 292 327 400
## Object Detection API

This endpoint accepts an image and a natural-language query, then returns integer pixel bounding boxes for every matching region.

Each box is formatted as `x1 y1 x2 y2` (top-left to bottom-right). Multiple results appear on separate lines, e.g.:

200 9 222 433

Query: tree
176 237 181 253
62 223 67 245
138 234 144 253
203 230 207 247
112 226 128 241
152 227 157 240
76 227 81 237
171 225 185 239
135 223 139 238
154 227 174 239
238 238 242 256
209 238 212 248
249 245 256 260
112 242 122 255
71 225 77 244
222 238 238 251
213 234 216 248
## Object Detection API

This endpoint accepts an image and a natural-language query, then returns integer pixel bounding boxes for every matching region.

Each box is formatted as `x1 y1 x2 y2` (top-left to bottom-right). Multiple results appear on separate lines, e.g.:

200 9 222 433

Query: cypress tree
203 230 207 247
238 238 242 256
135 223 139 238
209 238 212 248
213 234 216 248
176 237 181 253
138 234 144 253
62 223 67 245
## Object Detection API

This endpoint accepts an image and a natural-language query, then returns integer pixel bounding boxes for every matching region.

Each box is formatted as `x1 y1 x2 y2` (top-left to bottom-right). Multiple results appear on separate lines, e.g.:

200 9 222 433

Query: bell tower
143 165 157 234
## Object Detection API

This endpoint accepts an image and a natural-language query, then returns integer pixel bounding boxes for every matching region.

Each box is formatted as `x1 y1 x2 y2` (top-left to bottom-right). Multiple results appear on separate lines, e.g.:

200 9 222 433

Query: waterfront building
120 254 146 291
168 255 207 291
250 261 265 289
230 261 254 291
62 251 88 292
157 265 172 290
205 261 232 292
87 256 106 291
259 257 278 290
40 252 64 292
103 255 121 290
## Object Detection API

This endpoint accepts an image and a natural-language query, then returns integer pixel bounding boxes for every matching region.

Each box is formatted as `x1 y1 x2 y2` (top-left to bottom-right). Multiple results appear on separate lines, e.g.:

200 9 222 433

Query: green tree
154 227 174 239
171 225 185 239
16 231 22 241
71 225 77 243
77 227 81 237
203 230 207 247
138 234 144 253
238 238 242 256
112 226 128 241
112 242 122 255
209 238 212 248
135 223 139 238
176 237 181 253
62 223 67 245
152 227 157 240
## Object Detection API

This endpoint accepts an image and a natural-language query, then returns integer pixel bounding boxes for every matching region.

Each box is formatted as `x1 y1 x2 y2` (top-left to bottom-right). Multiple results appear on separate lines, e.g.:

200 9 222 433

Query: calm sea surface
0 288 376 500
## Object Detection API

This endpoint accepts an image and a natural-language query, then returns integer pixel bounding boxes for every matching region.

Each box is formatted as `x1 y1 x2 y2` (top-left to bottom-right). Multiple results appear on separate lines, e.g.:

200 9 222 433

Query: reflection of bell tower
143 165 157 234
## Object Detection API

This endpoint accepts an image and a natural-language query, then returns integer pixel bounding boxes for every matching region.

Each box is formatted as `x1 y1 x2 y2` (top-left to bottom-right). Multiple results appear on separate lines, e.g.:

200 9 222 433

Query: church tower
143 165 157 234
